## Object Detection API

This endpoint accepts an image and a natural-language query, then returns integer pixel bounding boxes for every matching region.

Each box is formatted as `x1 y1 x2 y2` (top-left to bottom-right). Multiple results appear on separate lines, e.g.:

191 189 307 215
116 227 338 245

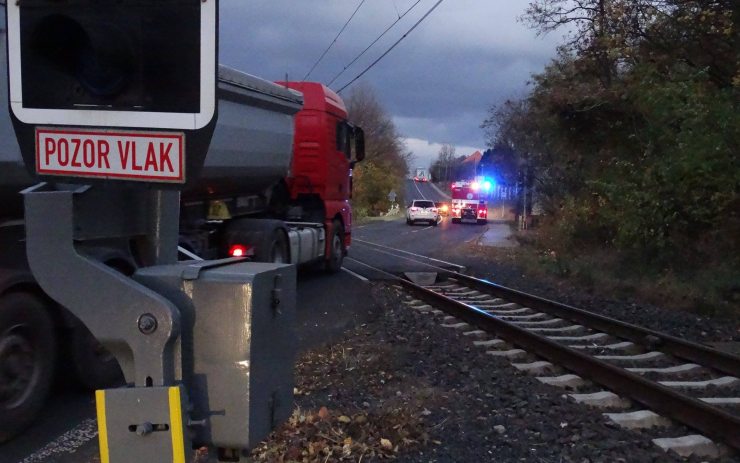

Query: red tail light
229 244 254 257
478 208 488 217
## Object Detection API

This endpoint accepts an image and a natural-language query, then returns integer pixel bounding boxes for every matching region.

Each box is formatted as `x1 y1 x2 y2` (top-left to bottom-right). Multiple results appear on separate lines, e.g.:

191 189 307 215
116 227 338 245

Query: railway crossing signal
6 1 297 461
6 0 218 186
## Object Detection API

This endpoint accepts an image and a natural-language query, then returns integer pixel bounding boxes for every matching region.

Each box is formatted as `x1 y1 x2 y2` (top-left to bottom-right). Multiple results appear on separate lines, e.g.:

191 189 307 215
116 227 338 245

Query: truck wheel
69 323 125 390
264 228 290 264
325 220 344 273
0 293 56 443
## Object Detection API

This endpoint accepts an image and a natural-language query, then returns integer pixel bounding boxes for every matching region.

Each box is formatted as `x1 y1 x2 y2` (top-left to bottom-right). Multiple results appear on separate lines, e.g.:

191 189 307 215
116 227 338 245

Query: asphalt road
3 179 501 463
404 179 449 205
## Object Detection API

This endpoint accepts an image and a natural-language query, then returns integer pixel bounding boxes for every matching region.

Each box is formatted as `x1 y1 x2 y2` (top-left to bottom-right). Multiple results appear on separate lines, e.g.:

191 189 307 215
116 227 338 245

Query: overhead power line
336 0 446 93
327 0 424 87
303 0 367 82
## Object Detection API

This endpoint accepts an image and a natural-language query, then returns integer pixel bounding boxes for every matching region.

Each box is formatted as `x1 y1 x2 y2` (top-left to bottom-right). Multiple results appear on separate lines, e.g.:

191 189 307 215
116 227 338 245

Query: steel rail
440 271 740 378
398 278 740 451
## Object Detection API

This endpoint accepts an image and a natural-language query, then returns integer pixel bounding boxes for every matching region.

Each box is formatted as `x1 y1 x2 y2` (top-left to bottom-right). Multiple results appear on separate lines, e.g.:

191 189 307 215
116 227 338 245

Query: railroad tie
535 374 586 389
526 324 584 333
473 338 507 348
569 391 631 409
699 397 740 405
595 351 665 362
659 376 739 389
626 364 702 376
485 349 527 359
511 360 555 375
440 322 470 330
568 341 636 352
483 308 533 315
548 332 609 342
603 410 671 430
510 318 564 326
652 435 727 459
495 313 548 320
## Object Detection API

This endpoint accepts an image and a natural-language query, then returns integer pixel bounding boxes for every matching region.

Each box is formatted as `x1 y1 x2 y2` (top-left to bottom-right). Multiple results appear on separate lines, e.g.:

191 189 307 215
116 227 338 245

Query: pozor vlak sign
37 128 184 182
5 0 218 186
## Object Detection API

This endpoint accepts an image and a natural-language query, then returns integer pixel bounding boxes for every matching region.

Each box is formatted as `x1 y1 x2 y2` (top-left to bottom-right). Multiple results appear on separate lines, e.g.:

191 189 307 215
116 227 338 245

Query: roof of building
462 150 482 164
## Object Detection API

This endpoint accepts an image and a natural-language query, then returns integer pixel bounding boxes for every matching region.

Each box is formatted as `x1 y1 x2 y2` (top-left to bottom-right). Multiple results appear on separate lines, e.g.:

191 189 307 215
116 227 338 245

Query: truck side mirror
354 127 365 163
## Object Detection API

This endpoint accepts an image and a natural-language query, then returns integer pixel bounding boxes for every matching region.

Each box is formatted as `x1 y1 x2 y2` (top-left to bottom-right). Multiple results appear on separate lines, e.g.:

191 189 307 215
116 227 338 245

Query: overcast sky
219 1 560 169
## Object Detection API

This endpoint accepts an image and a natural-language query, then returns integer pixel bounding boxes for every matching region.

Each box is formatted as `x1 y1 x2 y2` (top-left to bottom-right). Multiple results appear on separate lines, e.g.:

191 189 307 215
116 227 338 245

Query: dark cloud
219 0 559 162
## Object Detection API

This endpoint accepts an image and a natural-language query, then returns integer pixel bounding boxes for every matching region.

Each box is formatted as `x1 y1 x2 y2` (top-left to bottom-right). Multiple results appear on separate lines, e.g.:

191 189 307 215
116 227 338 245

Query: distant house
461 150 482 178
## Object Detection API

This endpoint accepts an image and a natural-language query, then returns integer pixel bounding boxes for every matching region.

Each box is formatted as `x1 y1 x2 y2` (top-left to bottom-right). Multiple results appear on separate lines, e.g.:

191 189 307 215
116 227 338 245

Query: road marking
341 266 369 282
354 239 465 270
412 179 427 199
20 419 98 463
411 225 434 233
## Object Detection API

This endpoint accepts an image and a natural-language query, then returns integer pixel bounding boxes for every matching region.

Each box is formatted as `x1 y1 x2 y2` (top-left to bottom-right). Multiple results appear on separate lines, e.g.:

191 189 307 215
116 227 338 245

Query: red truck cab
276 81 363 255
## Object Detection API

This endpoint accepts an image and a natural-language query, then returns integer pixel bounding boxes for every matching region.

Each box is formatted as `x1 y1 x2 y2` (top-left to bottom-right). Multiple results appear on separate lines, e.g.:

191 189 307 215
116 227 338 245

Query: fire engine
450 179 489 224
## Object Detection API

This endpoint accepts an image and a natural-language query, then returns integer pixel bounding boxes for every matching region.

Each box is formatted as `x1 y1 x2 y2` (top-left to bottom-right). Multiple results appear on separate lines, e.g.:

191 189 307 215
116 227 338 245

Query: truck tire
0 292 56 443
262 228 290 264
69 323 125 390
325 220 345 273
225 219 290 264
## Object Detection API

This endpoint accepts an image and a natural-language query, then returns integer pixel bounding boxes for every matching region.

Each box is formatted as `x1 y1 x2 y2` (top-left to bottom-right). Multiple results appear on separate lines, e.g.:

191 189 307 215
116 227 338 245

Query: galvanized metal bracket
22 184 180 386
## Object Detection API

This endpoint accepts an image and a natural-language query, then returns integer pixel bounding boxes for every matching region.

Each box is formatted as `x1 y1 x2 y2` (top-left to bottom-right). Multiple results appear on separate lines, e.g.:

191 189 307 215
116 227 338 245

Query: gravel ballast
244 284 739 462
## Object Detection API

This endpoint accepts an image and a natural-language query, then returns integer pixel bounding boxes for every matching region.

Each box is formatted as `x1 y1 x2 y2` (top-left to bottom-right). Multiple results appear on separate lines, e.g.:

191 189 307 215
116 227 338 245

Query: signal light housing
5 0 219 187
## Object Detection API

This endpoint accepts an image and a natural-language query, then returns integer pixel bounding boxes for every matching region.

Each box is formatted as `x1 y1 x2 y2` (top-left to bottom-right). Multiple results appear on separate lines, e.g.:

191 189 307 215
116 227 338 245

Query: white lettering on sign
35 128 185 183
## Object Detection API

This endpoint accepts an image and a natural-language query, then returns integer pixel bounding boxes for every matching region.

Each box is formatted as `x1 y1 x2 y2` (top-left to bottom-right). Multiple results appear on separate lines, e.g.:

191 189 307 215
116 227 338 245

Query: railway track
385 270 740 458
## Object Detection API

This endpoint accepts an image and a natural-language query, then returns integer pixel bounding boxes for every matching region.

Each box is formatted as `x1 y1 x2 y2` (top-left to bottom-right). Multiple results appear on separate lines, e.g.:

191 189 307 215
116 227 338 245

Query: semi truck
413 167 429 182
0 17 363 440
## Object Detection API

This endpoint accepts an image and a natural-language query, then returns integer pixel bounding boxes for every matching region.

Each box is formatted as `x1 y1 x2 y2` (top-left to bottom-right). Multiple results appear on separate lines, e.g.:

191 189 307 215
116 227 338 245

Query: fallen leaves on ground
249 406 422 462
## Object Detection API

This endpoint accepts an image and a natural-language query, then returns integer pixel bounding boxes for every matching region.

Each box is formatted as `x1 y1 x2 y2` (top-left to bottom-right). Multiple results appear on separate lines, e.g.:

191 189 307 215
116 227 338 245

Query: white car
406 200 439 226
